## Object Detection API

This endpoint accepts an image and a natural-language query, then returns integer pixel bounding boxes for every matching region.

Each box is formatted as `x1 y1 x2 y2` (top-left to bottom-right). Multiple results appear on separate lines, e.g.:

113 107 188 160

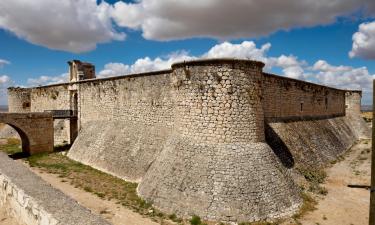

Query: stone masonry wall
345 91 370 139
30 84 72 145
0 113 54 155
263 73 345 121
138 60 301 222
30 84 70 112
6 58 368 223
265 116 358 169
68 70 175 182
0 152 110 225
8 88 31 113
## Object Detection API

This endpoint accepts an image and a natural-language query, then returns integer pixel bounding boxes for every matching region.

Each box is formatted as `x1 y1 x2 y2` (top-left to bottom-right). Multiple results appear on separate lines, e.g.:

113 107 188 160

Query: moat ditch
0 137 371 225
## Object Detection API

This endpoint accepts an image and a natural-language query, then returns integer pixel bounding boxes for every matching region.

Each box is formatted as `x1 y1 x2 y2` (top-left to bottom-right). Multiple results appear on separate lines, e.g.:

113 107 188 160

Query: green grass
297 166 328 196
292 192 317 220
25 152 175 223
0 138 22 155
297 167 327 184
0 140 300 225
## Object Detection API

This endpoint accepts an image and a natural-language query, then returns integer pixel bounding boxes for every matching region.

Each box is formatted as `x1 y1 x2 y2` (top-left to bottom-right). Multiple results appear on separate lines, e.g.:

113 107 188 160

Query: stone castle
6 59 370 222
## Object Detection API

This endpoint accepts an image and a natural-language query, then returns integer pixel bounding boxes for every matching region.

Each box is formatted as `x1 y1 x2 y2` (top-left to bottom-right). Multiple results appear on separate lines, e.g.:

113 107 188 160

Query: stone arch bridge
0 113 54 155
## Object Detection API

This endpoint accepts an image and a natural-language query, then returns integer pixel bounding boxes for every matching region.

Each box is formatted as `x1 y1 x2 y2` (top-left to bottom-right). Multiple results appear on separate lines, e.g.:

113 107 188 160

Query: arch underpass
0 113 54 155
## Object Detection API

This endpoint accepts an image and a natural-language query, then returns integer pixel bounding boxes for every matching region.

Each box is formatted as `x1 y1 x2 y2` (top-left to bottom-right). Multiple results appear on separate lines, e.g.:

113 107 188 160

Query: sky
0 0 375 105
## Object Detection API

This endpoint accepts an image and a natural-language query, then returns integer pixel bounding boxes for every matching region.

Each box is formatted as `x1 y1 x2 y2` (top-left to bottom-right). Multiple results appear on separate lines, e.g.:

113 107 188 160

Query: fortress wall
30 84 70 112
30 84 71 145
138 60 301 222
76 71 174 126
68 70 176 182
263 73 345 121
7 59 369 223
0 152 110 225
262 75 367 169
8 88 31 113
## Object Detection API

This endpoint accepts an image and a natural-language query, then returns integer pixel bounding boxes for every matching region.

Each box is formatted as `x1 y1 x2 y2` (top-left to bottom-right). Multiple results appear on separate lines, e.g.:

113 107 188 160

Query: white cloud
111 0 375 41
1 0 374 53
97 41 374 104
27 73 68 86
99 63 130 78
0 75 13 105
350 21 375 59
204 41 270 62
0 0 125 53
267 55 306 79
0 59 10 68
312 60 374 92
0 75 10 85
98 41 307 81
99 51 195 77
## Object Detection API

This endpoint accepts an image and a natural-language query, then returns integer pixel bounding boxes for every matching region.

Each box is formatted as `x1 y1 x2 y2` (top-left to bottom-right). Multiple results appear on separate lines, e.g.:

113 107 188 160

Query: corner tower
345 90 370 138
138 59 301 223
8 87 31 113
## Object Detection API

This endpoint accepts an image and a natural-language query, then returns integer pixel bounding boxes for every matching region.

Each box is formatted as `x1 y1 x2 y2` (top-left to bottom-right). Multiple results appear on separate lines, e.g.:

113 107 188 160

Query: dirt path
299 139 371 225
28 167 158 225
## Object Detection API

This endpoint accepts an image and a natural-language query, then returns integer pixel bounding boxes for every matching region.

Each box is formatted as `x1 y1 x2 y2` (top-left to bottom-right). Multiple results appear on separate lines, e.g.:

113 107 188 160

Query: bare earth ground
27 166 158 225
299 139 371 225
25 138 372 225
0 132 371 225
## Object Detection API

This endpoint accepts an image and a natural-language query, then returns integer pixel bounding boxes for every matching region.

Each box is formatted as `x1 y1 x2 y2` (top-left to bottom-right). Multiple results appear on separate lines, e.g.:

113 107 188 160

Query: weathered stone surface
8 84 74 146
139 138 301 222
266 116 358 169
0 152 110 225
263 73 346 120
8 88 31 113
6 58 370 222
138 60 300 222
345 91 371 139
68 120 170 182
0 113 53 154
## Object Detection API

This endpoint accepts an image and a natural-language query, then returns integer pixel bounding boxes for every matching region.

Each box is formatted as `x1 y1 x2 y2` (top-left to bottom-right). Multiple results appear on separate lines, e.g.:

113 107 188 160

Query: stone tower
345 91 370 138
68 60 95 82
7 87 31 113
138 59 301 222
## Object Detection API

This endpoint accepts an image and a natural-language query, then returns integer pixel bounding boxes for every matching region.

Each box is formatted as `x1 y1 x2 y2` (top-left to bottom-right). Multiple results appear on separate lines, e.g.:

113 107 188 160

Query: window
300 102 303 112
22 102 30 108
325 97 328 110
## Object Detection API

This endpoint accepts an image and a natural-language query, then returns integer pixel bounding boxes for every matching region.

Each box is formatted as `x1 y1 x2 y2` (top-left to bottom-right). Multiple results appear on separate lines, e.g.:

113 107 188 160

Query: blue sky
0 0 374 104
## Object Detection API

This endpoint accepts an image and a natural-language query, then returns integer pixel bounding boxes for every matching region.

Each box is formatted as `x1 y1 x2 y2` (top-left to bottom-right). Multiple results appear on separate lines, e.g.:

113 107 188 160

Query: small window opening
325 97 328 110
22 102 30 108
300 102 303 112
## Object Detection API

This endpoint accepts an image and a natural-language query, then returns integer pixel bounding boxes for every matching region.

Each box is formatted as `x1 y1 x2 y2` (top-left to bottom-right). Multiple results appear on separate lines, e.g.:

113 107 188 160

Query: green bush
190 215 207 225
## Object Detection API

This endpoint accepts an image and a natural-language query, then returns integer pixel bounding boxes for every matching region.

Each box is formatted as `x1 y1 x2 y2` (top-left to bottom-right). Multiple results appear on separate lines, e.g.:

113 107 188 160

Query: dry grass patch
25 152 177 224
0 138 22 155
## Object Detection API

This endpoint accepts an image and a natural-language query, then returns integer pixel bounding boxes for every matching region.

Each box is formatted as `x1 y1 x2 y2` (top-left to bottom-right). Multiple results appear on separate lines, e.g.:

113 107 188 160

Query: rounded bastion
138 59 301 223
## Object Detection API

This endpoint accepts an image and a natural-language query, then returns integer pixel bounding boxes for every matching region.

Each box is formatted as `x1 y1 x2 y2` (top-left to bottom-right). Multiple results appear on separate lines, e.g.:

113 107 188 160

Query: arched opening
0 123 31 156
